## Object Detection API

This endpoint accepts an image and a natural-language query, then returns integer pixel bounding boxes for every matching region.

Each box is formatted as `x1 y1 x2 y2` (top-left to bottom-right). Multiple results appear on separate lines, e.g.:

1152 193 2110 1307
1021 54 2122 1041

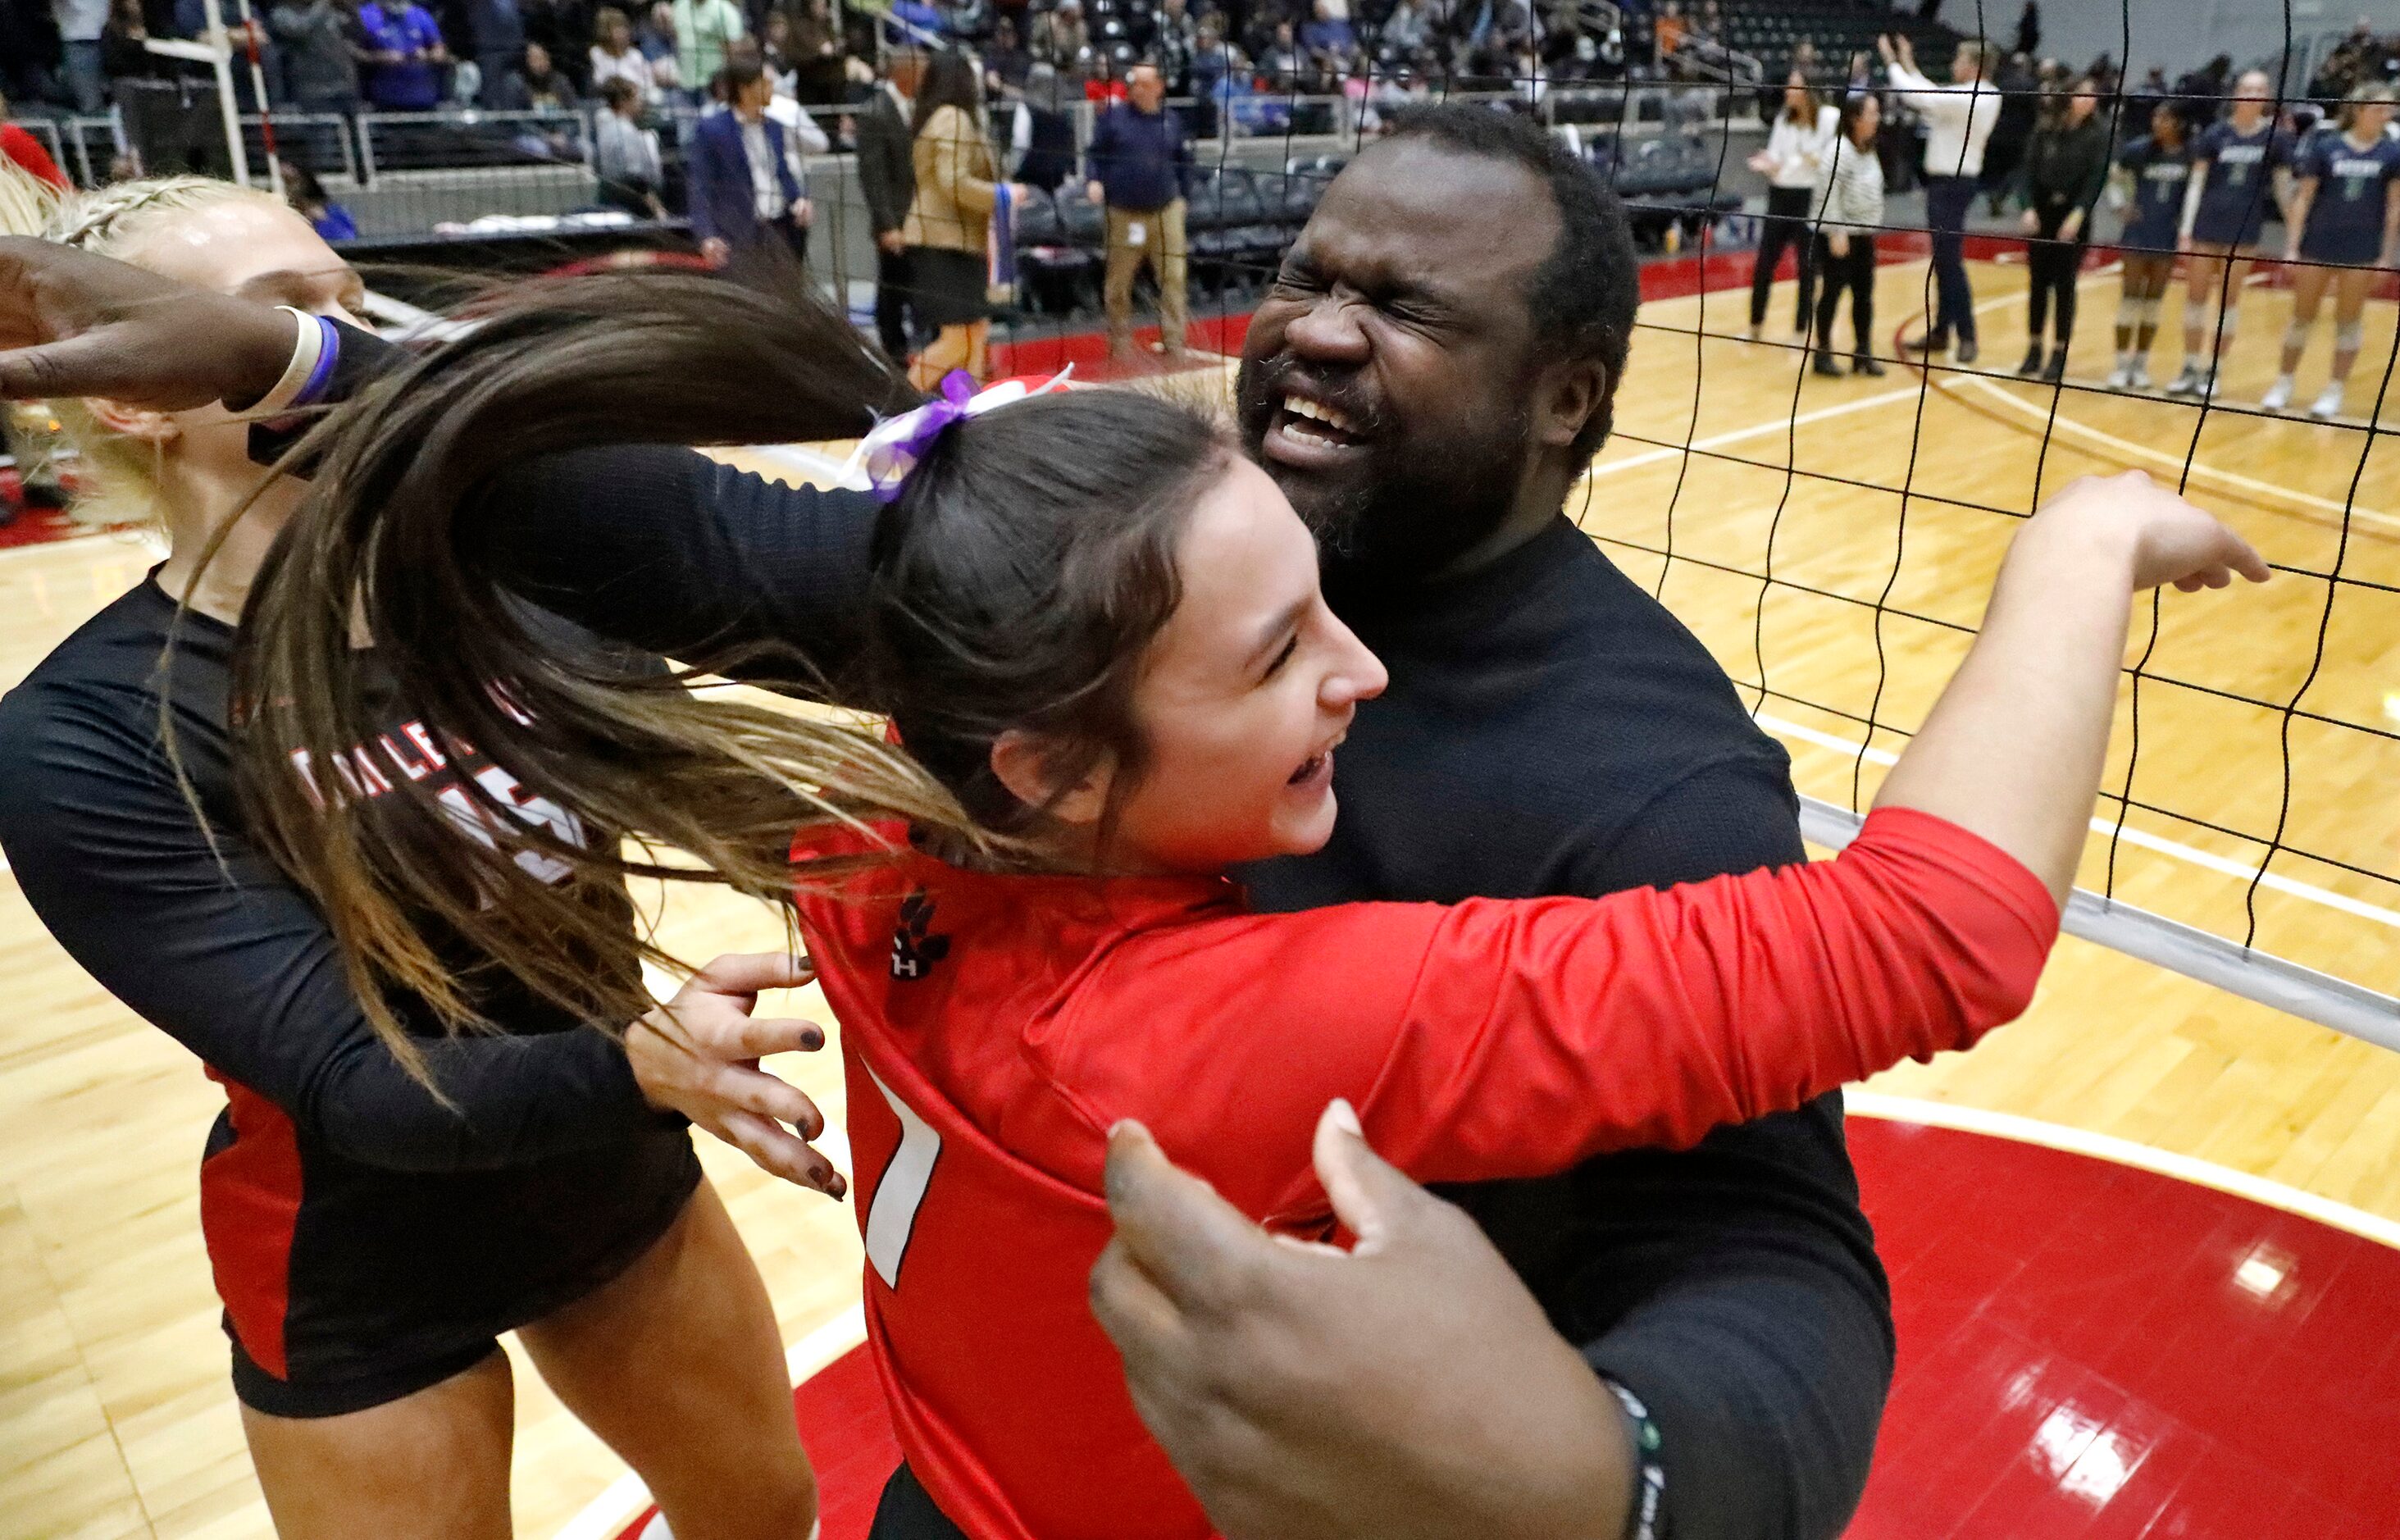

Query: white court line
1847 1092 2400 1251
1756 710 2400 930
1949 372 2400 535
552 1304 869 1540
1588 265 2119 483
1587 383 1932 479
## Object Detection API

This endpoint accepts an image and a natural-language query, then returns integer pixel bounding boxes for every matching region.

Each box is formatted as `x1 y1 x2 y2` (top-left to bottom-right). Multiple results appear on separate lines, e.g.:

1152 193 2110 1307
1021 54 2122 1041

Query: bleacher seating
1592 131 1742 245
1711 0 1960 85
1009 153 1355 316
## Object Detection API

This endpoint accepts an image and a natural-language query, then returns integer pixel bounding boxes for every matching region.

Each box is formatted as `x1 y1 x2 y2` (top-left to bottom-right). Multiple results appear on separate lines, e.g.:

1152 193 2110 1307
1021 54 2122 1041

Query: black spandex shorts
868 1463 971 1540
231 1334 504 1420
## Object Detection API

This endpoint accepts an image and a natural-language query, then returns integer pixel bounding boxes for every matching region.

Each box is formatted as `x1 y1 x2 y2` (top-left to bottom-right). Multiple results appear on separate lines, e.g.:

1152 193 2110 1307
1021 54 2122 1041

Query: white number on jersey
863 1061 943 1290
435 764 585 884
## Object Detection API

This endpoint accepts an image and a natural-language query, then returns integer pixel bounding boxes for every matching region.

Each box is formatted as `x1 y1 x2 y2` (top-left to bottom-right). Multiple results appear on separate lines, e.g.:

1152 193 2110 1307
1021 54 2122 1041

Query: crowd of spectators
2309 18 2400 102
2 0 890 124
0 0 1766 139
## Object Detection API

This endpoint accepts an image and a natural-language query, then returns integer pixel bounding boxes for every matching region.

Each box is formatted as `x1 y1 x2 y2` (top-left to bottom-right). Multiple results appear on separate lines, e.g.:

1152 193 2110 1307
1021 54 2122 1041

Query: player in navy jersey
2266 84 2400 417
2167 71 2297 397
2106 99 2194 390
0 175 830 1538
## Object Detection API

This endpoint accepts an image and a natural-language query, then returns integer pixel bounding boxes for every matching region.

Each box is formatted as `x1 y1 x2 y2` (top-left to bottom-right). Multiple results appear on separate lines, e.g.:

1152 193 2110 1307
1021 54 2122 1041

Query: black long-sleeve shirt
2024 114 2112 224
262 323 1889 1536
1259 523 1884 1540
0 567 697 1387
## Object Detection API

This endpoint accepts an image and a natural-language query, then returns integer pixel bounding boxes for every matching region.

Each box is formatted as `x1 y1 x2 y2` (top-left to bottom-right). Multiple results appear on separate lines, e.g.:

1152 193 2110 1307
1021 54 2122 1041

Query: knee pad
2116 296 2143 328
2285 318 2313 351
2141 296 2167 329
2337 321 2366 353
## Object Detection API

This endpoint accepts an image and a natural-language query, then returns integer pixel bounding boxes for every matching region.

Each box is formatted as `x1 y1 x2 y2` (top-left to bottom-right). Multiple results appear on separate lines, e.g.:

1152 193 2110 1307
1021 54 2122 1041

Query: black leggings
1812 231 1876 354
1750 185 1819 329
2024 207 2086 346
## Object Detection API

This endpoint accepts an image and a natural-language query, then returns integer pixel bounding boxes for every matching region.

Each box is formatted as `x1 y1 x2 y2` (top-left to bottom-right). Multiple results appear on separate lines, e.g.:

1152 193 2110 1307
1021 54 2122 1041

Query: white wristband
249 306 326 417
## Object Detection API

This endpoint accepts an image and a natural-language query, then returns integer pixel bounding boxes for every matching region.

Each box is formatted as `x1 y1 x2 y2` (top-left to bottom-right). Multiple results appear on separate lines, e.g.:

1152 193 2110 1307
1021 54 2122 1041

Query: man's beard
1238 358 1534 587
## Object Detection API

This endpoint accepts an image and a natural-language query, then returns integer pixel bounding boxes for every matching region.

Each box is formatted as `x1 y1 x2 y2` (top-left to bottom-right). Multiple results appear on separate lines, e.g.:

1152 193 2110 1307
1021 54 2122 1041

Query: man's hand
0 236 298 409
793 198 815 229
2019 207 2040 235
2061 208 2083 242
877 229 906 254
1089 1103 1634 1540
1086 179 1107 206
699 235 731 266
626 951 848 1197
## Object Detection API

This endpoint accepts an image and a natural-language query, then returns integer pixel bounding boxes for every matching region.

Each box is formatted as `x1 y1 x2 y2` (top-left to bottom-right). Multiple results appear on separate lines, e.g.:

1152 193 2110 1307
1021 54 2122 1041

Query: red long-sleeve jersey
791 807 2059 1540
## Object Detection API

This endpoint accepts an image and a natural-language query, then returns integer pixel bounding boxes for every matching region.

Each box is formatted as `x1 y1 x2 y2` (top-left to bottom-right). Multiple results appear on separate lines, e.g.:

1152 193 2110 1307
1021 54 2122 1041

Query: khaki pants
1104 200 1189 356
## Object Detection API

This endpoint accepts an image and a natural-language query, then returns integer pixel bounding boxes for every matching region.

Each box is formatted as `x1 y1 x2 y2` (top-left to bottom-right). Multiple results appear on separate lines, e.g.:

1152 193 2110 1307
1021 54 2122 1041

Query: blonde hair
0 157 60 241
17 175 285 530
0 163 65 478
2339 80 2397 130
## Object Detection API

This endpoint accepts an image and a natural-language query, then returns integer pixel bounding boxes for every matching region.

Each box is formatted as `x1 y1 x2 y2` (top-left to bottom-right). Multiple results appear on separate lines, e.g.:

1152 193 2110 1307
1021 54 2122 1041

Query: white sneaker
2196 370 2220 401
2106 361 2134 389
2311 382 2345 420
2165 363 2202 395
2261 376 2295 411
2129 361 2152 390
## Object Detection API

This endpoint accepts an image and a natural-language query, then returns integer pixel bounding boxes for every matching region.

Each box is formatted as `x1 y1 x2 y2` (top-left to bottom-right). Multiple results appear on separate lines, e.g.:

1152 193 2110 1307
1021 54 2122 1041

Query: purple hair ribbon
850 365 1076 502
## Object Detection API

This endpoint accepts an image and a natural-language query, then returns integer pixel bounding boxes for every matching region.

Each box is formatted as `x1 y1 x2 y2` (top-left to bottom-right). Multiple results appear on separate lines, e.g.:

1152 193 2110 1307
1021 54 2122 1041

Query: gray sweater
1811 134 1887 232
269 0 359 103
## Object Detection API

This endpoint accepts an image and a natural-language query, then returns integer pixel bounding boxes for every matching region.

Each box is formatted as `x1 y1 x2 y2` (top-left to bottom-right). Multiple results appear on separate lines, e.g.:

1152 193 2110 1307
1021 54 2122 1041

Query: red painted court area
613 1114 2400 1540
1848 1120 2400 1540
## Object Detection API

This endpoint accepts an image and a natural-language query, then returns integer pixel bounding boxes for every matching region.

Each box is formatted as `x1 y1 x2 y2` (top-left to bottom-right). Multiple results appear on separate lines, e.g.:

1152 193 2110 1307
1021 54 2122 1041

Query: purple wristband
291 316 340 409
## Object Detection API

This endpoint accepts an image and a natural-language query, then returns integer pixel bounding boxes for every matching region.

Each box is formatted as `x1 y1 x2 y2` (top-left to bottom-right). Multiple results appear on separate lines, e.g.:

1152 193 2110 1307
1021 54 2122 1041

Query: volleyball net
965 0 2400 1043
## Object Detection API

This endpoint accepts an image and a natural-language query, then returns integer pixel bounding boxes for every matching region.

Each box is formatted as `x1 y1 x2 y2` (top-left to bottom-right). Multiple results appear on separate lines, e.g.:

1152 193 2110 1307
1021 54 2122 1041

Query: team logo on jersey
891 891 951 980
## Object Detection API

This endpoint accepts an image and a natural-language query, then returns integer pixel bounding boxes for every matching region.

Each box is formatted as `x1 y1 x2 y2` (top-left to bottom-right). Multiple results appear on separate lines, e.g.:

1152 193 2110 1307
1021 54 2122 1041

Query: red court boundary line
989 240 1854 376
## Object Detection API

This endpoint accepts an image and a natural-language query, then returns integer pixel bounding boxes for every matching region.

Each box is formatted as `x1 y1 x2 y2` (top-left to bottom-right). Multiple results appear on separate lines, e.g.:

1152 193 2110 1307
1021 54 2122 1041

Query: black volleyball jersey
0 577 698 1386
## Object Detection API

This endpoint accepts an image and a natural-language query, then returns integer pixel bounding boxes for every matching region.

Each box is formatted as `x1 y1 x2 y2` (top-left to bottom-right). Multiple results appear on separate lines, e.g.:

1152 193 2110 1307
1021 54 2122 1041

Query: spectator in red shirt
0 92 70 192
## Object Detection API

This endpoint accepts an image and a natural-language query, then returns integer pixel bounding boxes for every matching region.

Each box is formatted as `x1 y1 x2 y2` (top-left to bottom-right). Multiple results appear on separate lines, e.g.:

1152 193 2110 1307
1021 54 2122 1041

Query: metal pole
1795 795 2400 1053
233 0 286 198
143 1 253 185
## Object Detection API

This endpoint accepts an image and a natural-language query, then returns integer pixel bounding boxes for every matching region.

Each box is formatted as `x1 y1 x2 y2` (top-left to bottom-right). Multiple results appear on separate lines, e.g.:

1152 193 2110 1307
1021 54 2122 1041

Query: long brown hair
230 271 952 1068
231 270 1231 1074
911 48 983 134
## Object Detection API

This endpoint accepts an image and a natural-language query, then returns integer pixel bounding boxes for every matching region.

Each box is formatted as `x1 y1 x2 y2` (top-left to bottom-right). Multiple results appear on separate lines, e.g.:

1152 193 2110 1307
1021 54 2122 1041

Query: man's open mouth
1267 392 1371 462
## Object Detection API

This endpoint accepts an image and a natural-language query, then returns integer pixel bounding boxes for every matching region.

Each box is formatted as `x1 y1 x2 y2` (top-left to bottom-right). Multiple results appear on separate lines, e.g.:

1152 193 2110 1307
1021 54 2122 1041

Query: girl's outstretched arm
1871 471 2268 905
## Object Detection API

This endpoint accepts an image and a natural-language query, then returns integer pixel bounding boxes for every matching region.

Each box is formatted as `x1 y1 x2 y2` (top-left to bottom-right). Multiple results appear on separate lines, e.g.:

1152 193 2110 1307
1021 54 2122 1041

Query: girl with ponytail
216 273 2267 1536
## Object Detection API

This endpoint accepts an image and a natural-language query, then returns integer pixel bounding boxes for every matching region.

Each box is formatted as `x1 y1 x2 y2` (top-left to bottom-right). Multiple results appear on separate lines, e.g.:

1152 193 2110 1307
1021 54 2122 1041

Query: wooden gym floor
2 256 2395 1539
